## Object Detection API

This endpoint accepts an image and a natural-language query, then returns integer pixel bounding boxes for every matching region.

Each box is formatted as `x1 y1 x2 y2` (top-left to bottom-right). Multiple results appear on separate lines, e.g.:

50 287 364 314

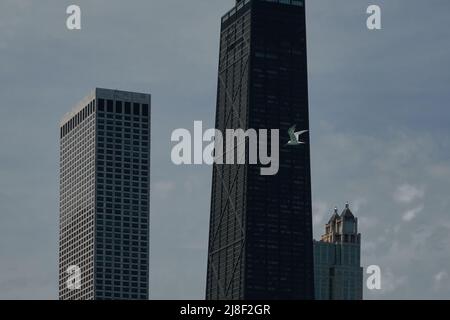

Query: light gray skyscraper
314 203 363 300
59 88 151 300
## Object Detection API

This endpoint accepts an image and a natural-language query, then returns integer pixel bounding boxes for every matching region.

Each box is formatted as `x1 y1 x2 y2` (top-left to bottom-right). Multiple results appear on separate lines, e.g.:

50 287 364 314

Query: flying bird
286 125 308 146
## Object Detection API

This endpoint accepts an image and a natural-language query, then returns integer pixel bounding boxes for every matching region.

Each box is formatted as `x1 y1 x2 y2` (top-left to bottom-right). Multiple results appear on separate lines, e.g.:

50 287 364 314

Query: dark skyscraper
59 88 151 300
206 0 314 299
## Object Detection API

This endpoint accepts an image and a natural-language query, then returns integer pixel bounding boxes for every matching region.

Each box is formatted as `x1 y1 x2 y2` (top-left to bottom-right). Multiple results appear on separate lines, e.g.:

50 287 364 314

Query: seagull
286 125 308 146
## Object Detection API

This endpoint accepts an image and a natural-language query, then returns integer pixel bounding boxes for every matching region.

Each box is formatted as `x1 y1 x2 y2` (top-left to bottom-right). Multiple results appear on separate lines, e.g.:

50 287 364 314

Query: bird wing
294 130 308 143
288 125 297 142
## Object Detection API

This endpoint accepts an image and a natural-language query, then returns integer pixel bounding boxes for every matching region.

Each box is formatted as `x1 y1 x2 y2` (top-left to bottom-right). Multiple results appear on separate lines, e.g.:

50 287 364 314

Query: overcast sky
1 0 450 300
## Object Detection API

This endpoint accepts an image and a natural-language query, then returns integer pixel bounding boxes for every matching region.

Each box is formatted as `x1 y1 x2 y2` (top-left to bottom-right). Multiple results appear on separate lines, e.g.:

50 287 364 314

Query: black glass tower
206 0 314 300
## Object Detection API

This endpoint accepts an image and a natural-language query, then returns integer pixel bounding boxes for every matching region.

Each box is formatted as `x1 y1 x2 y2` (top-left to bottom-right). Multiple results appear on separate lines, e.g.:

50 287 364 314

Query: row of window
98 114 149 123
98 99 149 117
96 259 147 267
97 207 147 214
98 140 149 148
98 148 149 156
97 163 148 171
96 281 147 288
98 121 149 130
97 203 148 210
97 175 148 183
96 232 147 240
97 168 148 177
97 192 148 199
97 291 147 299
99 135 148 143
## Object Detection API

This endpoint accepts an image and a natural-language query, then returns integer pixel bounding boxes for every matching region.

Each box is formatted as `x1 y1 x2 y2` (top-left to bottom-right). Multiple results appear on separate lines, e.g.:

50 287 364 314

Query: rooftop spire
328 207 340 223
342 202 355 219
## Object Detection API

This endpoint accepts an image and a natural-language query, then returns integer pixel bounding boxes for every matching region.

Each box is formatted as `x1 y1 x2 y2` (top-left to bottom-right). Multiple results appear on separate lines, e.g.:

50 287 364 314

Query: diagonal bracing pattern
207 35 251 299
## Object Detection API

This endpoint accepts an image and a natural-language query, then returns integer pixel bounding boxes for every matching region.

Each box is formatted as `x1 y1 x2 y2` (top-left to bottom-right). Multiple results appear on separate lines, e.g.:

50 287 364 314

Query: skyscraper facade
59 88 151 300
314 204 363 300
206 0 314 299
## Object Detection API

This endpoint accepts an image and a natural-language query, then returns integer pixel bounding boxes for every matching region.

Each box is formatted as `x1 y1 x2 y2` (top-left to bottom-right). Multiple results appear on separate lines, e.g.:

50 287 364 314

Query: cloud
394 184 425 204
153 180 176 199
402 205 424 222
351 198 367 214
381 269 408 294
435 271 448 283
367 268 407 297
312 200 329 231
434 271 449 291
428 164 450 179
183 174 205 194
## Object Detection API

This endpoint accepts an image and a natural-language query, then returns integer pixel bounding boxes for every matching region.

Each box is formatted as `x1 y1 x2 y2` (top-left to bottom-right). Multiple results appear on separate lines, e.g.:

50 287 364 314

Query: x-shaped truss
208 36 251 299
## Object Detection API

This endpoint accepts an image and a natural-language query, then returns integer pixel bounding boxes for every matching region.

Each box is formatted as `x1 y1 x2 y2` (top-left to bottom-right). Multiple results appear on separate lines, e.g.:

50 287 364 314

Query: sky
0 0 450 300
